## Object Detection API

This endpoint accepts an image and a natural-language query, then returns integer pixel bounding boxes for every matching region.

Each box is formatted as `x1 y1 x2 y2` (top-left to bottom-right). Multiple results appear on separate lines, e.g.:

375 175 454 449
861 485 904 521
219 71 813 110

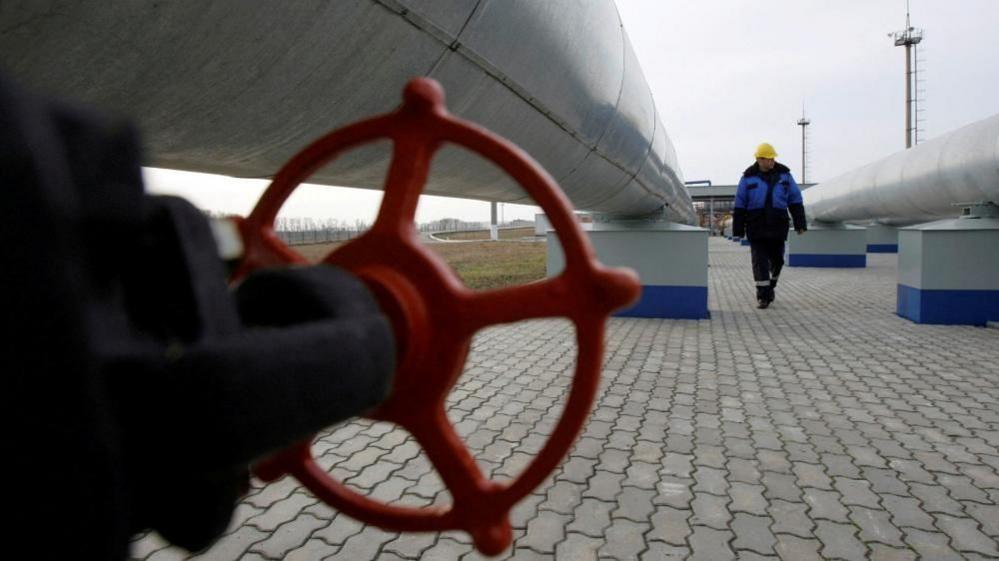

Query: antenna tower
796 108 811 184
889 0 923 148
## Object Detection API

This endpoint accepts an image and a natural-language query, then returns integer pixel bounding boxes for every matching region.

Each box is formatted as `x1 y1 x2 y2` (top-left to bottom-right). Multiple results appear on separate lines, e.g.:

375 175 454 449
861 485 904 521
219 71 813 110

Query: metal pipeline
804 113 999 225
0 0 695 223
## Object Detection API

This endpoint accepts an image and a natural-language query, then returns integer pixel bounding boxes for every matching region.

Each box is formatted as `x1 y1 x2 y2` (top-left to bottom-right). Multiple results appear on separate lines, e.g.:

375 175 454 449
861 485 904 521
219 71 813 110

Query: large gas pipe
805 114 999 225
0 0 694 223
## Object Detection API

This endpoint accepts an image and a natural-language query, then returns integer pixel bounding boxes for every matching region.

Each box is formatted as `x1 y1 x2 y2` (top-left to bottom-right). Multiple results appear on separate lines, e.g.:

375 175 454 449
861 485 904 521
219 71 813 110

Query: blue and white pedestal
866 223 899 253
739 238 750 246
897 216 999 326
547 221 709 319
787 222 867 267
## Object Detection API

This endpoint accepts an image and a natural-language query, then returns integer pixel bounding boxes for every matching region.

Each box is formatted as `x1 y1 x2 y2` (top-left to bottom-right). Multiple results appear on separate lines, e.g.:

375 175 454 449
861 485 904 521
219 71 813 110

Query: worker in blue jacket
733 143 807 309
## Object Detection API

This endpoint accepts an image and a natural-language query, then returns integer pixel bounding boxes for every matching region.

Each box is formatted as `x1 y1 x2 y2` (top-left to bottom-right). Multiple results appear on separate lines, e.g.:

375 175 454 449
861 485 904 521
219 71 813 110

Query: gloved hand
108 198 394 553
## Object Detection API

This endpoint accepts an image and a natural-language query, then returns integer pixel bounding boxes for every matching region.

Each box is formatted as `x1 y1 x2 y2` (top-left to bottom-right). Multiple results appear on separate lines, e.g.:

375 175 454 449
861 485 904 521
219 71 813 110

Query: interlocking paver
249 514 328 559
731 512 776 555
522 511 570 553
867 544 917 561
774 534 823 561
126 242 999 561
598 519 648 561
688 526 736 561
554 532 601 561
768 499 814 538
565 499 614 539
849 506 906 547
934 514 999 557
903 528 966 561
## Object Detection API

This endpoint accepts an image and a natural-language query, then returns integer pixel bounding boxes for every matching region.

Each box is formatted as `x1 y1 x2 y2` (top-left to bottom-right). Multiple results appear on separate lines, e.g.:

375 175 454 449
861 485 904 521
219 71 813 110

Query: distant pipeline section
804 114 999 225
0 0 695 223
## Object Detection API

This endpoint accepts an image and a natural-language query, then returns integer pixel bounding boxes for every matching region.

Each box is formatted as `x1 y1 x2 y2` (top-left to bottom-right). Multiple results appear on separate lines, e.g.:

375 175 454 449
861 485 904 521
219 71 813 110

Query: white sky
617 0 999 185
147 0 999 220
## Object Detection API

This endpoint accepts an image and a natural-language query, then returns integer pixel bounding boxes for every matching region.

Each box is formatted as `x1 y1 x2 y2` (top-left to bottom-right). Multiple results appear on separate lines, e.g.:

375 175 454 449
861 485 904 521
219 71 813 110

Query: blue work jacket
733 162 806 240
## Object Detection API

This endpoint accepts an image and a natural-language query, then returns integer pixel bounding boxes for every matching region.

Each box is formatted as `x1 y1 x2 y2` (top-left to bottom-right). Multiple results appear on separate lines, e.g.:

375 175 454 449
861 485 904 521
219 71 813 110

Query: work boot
756 286 770 309
765 285 775 304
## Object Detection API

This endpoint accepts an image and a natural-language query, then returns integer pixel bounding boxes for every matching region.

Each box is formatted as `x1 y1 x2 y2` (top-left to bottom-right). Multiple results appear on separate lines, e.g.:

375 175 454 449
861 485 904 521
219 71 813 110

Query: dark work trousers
750 238 785 299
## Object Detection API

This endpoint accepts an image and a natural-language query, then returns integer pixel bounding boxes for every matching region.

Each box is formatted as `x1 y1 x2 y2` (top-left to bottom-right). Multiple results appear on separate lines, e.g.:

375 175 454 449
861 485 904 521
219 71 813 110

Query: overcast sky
617 0 999 185
148 0 999 221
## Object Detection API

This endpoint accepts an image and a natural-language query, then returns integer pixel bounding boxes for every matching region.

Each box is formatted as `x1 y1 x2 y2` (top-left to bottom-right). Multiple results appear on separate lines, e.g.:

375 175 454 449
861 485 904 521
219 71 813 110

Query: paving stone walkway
131 237 999 561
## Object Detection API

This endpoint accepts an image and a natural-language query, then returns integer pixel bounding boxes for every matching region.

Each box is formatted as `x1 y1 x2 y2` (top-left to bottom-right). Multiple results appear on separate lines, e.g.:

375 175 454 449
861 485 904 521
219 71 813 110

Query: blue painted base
788 254 866 268
867 244 898 253
616 285 709 319
740 239 750 246
897 284 999 326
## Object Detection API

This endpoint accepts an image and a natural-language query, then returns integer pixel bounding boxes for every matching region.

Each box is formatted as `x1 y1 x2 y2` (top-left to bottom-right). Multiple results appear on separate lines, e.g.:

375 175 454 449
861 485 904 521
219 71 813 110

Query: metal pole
905 43 912 148
490 201 499 241
708 198 715 236
801 125 806 184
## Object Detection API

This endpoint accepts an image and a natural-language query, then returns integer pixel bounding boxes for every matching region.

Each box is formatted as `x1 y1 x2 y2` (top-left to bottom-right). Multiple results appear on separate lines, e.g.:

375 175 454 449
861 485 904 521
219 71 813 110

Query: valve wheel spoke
236 78 639 556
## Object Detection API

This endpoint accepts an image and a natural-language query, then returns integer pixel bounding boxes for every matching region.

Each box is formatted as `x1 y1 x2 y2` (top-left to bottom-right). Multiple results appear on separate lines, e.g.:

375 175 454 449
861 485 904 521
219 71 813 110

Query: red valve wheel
233 78 639 555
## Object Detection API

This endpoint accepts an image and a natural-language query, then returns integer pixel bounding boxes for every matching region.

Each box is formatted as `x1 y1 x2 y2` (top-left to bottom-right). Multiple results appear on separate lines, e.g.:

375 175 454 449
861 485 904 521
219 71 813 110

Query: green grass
292 238 547 291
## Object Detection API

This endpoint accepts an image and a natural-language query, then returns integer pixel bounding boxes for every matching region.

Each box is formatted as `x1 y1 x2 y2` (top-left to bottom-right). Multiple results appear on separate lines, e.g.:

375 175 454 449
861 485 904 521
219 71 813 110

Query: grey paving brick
567 498 614 538
861 467 909 496
815 520 868 561
688 526 735 561
731 513 776 555
727 458 762 484
383 532 438 559
729 482 768 515
249 513 328 559
793 462 833 490
555 532 601 561
757 450 792 473
623 461 660 489
849 506 906 547
597 447 631 474
639 542 690 561
325 526 395 560
692 465 729 495
660 453 694 478
689 492 731 530
583 470 624 502
937 473 992 503
510 492 546 530
762 472 802 503
143 545 187 561
598 519 649 561
774 534 823 561
934 514 999 557
881 495 937 531
966 503 999 537
245 492 319 532
188 526 267 561
522 510 570 553
143 242 999 561
903 528 966 561
821 453 861 478
612 487 656 523
541 479 583 515
648 506 691 546
768 499 814 538
653 476 694 509
312 514 364 546
833 476 881 509
418 537 474 561
867 544 917 561
803 488 849 523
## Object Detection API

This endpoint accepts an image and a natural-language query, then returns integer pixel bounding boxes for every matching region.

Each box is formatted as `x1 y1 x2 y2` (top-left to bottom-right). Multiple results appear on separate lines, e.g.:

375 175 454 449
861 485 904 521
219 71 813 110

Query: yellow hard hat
754 142 777 159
